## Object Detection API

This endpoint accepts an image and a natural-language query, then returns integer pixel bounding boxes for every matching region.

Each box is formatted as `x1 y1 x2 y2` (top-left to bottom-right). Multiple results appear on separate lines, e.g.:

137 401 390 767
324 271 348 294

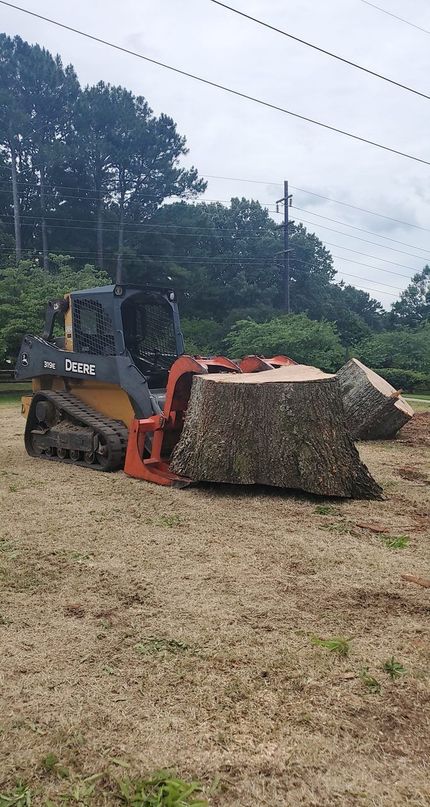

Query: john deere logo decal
65 358 96 376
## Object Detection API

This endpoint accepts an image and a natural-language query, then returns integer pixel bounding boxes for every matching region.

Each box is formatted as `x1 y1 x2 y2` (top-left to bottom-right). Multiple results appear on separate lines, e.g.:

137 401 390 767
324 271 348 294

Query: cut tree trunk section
171 365 382 499
337 358 414 441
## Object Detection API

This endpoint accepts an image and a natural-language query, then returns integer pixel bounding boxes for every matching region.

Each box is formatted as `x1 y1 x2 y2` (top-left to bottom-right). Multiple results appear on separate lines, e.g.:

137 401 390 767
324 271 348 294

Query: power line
330 251 407 281
339 283 397 297
2 171 429 238
0 246 403 294
323 241 420 280
2 2 430 167
289 205 430 254
339 282 397 297
203 173 430 232
359 0 430 36
291 185 430 231
0 213 422 277
332 270 400 291
0 214 419 276
0 247 278 264
294 230 417 279
0 247 289 265
0 213 282 238
292 256 403 290
0 239 410 281
0 177 204 201
0 229 413 287
291 213 425 264
6 196 426 262
292 210 429 261
209 0 430 100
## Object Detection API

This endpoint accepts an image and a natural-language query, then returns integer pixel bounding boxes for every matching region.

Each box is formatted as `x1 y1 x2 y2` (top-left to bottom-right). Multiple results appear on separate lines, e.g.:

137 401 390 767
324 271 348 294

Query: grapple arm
124 355 240 486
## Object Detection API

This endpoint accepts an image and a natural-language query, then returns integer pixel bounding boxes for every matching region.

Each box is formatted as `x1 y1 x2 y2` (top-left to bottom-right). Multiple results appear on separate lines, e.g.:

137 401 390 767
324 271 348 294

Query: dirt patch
398 411 430 446
0 406 430 807
397 466 430 484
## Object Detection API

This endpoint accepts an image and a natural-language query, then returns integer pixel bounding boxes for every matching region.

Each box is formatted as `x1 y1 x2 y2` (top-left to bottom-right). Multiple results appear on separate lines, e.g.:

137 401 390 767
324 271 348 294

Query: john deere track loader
15 282 248 486
15 281 381 499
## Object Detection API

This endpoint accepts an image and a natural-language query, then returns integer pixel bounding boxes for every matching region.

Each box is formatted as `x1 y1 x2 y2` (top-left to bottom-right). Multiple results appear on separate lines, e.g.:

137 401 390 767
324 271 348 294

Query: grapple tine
239 354 297 372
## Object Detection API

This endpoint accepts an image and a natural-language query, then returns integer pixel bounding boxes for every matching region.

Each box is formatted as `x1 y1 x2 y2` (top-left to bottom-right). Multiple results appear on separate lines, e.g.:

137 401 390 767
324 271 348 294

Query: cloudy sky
2 0 430 307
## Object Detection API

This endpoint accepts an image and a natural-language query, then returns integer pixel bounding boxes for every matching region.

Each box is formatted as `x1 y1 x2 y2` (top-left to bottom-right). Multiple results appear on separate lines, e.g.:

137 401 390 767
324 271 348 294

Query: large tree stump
337 358 414 440
170 365 382 499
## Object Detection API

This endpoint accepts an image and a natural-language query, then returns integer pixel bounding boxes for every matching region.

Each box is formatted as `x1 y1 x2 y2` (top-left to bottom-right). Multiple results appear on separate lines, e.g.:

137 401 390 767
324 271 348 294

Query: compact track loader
14 281 383 499
15 282 245 486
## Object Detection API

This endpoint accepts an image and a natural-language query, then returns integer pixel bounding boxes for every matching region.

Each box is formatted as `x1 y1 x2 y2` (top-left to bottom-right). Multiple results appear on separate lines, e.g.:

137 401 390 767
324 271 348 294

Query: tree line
0 33 429 384
0 33 204 273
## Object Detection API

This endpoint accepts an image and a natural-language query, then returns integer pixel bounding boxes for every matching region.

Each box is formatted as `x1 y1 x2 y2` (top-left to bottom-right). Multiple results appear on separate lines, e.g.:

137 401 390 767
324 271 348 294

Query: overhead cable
203 173 430 232
1 1 430 166
359 0 430 36
209 0 430 100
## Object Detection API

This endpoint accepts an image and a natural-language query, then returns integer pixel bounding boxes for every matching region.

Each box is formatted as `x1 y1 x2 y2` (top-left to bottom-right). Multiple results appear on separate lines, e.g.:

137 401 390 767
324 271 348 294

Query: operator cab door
121 293 179 388
73 298 116 356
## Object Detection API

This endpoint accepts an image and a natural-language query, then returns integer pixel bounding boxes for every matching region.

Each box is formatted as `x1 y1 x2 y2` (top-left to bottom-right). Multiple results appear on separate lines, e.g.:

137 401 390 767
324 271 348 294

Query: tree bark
39 168 49 271
337 358 414 440
170 365 382 499
96 194 104 269
9 139 22 263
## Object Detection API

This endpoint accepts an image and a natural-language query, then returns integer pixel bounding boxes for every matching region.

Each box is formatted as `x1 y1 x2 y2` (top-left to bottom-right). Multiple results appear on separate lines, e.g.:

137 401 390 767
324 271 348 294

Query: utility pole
276 180 293 313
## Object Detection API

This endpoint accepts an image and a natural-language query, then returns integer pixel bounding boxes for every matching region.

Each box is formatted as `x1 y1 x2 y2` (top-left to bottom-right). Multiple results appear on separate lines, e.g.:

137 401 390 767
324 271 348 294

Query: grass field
0 382 30 392
403 394 430 413
0 382 31 408
0 393 28 407
0 404 429 806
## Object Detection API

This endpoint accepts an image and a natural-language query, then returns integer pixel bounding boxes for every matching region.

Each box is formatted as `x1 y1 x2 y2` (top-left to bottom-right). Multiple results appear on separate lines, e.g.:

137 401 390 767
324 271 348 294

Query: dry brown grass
0 406 429 806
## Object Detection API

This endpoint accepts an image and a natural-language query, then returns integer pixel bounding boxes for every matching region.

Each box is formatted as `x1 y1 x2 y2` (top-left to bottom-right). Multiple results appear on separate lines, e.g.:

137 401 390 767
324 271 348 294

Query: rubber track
27 390 129 472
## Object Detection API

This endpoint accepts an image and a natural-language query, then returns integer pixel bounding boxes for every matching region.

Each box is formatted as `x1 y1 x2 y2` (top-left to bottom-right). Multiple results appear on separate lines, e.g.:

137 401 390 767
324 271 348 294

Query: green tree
321 283 385 347
355 324 430 372
225 314 344 371
0 34 79 267
72 83 206 274
24 46 79 269
181 317 226 355
110 92 205 278
70 82 121 270
134 198 283 317
168 198 281 318
391 266 430 326
0 257 110 362
289 221 335 317
0 34 28 262
135 204 339 322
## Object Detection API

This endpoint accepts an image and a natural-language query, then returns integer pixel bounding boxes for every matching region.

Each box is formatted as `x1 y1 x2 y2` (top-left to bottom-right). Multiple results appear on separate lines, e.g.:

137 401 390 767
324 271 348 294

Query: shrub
180 317 225 356
355 325 430 373
0 258 111 363
372 368 430 393
225 314 344 372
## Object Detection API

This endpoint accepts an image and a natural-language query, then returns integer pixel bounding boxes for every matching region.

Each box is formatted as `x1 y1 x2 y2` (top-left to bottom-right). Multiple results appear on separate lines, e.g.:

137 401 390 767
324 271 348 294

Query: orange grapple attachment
239 354 297 372
124 355 241 486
